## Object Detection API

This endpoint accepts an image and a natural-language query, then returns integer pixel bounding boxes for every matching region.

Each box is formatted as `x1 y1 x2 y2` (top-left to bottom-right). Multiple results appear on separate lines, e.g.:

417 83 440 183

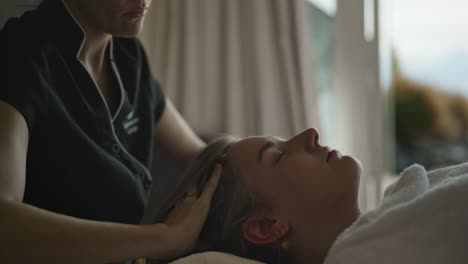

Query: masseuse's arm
153 99 206 167
0 101 222 263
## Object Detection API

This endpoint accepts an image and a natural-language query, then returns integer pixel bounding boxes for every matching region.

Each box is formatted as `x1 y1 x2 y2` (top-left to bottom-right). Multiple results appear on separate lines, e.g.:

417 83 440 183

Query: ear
241 216 289 245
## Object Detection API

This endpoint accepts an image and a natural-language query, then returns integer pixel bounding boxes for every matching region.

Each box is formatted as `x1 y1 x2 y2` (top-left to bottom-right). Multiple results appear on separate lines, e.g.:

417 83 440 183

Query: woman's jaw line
286 195 361 264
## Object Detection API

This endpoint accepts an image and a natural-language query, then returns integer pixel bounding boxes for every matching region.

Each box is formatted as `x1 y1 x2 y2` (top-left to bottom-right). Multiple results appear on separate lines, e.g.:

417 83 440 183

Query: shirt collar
38 0 115 60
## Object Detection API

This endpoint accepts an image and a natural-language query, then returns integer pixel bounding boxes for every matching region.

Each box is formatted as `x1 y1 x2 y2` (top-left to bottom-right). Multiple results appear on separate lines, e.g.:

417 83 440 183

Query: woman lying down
155 128 468 264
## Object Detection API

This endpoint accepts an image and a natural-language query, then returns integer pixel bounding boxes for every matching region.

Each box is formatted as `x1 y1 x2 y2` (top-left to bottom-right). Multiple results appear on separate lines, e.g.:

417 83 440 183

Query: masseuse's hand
160 164 222 259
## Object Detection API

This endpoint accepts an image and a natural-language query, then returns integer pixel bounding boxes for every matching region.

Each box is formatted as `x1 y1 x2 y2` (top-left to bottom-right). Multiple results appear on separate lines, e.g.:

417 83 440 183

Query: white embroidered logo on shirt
123 111 139 135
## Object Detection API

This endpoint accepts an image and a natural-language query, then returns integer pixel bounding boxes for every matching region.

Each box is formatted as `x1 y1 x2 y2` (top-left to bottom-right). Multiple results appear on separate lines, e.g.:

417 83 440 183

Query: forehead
227 135 285 158
225 136 265 187
228 136 266 161
226 135 282 175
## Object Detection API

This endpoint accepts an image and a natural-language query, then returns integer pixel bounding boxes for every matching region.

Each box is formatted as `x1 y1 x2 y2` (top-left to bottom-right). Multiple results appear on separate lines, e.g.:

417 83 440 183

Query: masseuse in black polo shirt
0 0 222 263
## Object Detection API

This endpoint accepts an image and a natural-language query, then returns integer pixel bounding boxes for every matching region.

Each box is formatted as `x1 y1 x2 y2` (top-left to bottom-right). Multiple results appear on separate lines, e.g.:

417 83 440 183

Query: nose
287 128 319 152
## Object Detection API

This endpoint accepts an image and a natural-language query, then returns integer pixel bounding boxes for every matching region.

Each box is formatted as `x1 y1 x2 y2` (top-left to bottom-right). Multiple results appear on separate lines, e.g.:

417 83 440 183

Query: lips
124 9 146 19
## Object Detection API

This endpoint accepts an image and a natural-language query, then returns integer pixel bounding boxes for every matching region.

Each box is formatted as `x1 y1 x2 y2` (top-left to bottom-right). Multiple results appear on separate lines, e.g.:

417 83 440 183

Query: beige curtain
139 0 320 138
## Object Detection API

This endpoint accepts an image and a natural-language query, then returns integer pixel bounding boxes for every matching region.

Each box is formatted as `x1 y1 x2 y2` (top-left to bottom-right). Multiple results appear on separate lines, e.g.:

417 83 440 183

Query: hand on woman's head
160 165 222 260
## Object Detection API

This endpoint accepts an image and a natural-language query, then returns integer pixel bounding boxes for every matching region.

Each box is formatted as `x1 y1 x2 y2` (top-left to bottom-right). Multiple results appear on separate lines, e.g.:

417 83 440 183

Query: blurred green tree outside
392 54 468 171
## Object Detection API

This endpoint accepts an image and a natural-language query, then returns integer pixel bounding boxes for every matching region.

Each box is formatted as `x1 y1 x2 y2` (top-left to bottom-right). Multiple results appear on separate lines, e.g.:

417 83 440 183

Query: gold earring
277 226 289 264
281 239 289 249
279 226 289 249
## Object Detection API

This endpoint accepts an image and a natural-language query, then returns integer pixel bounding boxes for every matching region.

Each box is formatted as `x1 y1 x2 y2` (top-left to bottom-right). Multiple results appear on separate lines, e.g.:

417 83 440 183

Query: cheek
93 6 119 29
271 166 308 201
276 162 335 203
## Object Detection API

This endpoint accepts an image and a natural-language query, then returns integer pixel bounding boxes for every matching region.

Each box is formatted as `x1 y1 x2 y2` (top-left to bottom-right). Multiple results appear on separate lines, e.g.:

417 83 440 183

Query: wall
307 3 335 146
334 0 385 210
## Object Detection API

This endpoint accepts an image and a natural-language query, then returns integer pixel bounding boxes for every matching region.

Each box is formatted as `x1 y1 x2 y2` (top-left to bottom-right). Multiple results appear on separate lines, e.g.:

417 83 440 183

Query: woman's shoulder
1 9 53 64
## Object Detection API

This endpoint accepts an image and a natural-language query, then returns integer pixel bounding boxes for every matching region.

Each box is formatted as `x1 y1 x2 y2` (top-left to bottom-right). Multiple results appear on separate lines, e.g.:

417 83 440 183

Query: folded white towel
323 162 468 264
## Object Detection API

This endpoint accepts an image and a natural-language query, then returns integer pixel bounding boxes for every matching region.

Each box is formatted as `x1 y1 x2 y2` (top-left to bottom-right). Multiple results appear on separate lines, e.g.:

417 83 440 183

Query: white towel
323 162 468 264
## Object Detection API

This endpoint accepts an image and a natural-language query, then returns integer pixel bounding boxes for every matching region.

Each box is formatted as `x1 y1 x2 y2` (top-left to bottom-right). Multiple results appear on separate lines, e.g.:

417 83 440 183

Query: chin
341 156 362 209
116 33 139 38
114 29 141 37
349 156 363 176
111 23 143 37
341 155 363 182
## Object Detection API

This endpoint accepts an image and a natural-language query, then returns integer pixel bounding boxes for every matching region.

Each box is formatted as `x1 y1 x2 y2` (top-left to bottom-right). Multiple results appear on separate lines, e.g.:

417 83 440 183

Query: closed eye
274 151 286 164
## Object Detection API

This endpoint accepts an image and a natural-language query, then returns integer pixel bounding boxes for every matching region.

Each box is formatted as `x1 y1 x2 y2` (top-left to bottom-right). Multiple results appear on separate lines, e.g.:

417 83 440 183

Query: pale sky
308 0 468 97
391 0 468 62
390 0 468 97
307 0 337 15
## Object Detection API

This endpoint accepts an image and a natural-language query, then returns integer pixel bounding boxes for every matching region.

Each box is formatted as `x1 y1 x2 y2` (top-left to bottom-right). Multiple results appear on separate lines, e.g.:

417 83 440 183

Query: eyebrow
257 140 276 164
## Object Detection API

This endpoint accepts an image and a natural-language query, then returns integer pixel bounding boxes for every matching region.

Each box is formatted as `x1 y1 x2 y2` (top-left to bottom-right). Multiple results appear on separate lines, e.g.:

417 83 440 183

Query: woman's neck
62 0 111 71
293 206 361 264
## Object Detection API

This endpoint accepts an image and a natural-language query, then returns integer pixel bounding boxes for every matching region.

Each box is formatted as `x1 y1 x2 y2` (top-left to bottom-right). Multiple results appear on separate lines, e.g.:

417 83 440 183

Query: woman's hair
155 136 288 263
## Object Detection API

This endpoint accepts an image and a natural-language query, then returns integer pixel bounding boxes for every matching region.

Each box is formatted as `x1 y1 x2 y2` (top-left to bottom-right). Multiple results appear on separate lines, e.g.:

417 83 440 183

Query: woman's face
227 128 362 226
68 0 152 37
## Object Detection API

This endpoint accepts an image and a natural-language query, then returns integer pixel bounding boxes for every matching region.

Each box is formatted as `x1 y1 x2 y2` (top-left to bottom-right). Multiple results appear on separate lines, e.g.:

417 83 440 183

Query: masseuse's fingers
200 164 222 201
185 164 222 227
167 164 222 220
185 185 198 198
159 164 223 260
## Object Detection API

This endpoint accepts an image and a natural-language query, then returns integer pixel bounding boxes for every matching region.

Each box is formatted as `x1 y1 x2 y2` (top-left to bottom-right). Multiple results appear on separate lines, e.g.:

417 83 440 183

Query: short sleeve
0 43 48 133
150 76 166 123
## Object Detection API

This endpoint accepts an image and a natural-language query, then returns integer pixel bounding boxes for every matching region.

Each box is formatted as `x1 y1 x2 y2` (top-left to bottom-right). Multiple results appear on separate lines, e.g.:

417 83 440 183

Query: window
389 0 468 172
306 1 335 146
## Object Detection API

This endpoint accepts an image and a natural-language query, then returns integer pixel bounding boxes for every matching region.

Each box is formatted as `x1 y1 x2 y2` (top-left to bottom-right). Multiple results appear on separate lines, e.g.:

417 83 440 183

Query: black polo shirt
0 0 165 224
